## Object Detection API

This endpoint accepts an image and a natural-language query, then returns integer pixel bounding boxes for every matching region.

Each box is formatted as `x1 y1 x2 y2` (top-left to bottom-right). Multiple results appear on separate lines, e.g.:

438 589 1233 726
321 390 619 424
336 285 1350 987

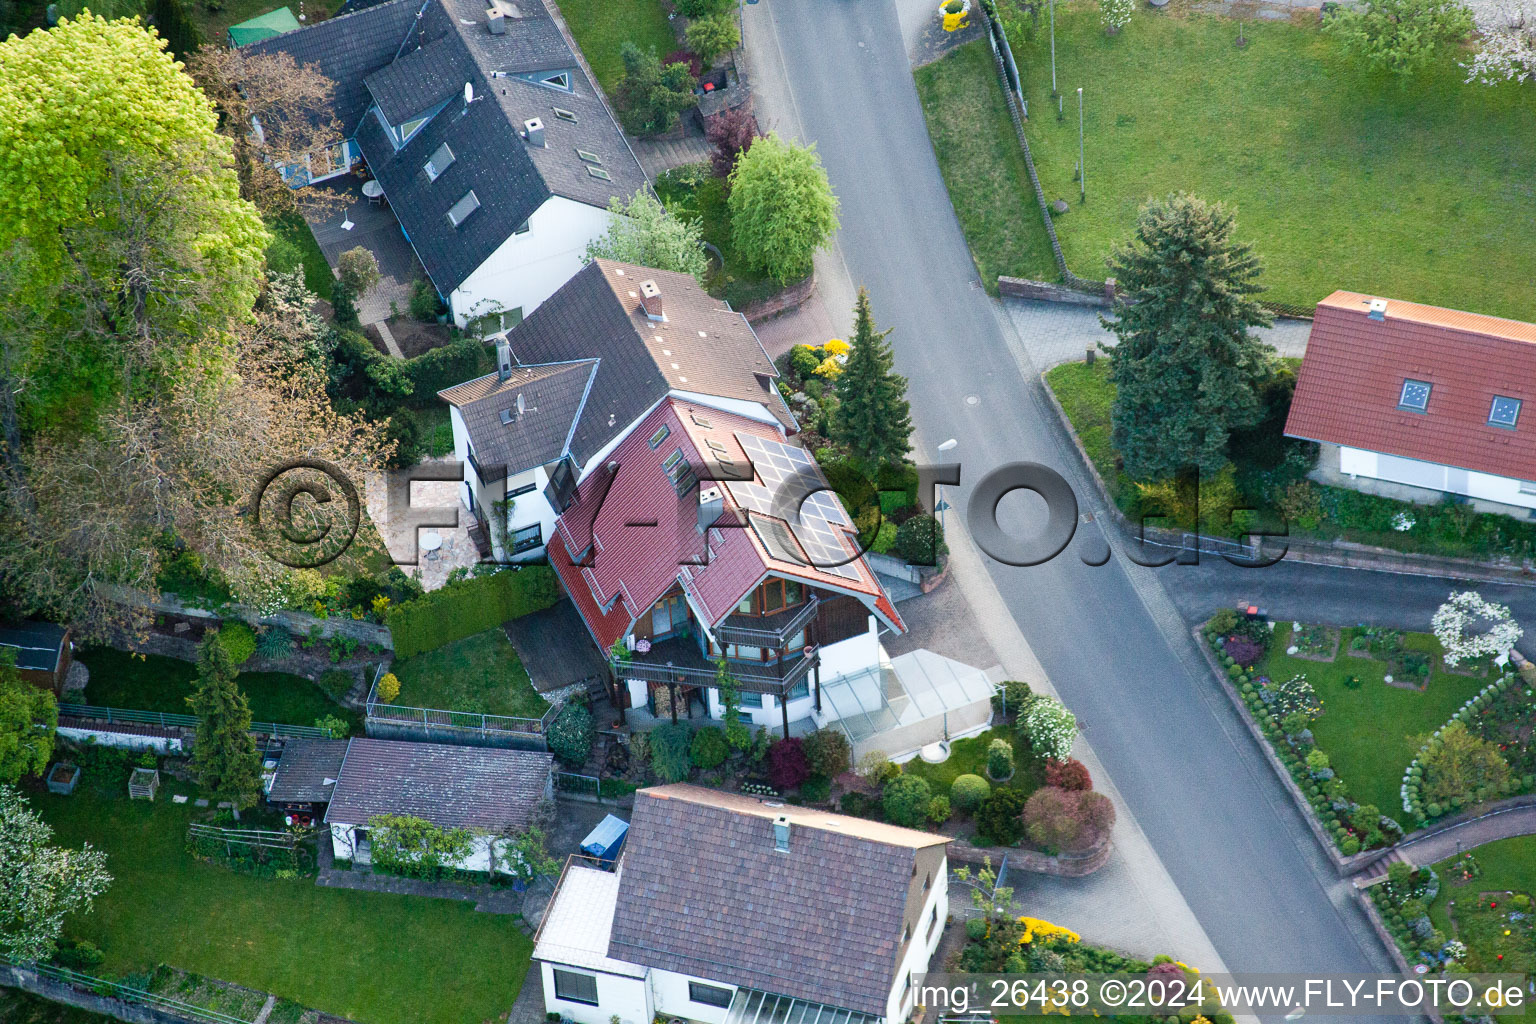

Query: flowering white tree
1464 0 1536 83
1101 0 1135 33
1432 590 1523 665
1022 695 1079 761
0 785 112 962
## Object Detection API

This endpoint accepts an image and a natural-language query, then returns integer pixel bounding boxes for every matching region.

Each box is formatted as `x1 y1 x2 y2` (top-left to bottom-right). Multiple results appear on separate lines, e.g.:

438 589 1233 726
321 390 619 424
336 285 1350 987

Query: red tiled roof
1285 291 1536 481
549 399 904 650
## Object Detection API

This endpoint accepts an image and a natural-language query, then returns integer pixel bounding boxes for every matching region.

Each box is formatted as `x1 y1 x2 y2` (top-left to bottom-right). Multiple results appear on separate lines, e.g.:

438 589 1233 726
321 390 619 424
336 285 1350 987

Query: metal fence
554 771 600 797
187 822 309 853
362 663 555 745
2 959 256 1024
57 703 331 739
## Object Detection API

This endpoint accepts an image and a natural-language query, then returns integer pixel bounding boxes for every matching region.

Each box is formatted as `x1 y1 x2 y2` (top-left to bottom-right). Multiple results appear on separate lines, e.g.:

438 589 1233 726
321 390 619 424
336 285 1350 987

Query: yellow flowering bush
377 672 401 703
1017 916 1081 945
814 356 843 379
823 338 851 355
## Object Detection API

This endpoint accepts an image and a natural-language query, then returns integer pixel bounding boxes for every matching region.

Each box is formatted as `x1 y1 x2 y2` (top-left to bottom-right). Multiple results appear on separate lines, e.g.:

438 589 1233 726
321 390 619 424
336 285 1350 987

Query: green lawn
914 41 1057 292
1429 835 1536 990
999 2 1536 317
389 628 549 718
1043 360 1129 505
902 726 1040 798
654 164 782 309
554 0 675 94
187 0 342 51
77 647 361 733
35 786 530 1024
267 213 333 301
1255 625 1486 815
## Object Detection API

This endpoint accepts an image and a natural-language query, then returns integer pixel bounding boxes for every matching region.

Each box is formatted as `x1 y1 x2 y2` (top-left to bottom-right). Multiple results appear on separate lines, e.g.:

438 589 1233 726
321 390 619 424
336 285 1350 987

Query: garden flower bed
1398 672 1536 825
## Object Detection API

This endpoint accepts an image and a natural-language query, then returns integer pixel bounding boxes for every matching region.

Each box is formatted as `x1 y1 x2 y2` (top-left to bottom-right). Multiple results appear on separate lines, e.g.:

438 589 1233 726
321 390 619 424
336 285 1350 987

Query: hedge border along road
385 565 560 659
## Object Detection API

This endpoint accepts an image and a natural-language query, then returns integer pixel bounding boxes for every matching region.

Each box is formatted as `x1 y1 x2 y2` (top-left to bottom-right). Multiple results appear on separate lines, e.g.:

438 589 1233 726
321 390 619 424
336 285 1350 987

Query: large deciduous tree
727 133 839 285
833 288 912 470
187 633 261 809
585 191 709 284
1102 193 1273 480
0 651 56 784
1464 0 1536 83
188 44 348 218
1325 0 1473 74
0 784 112 963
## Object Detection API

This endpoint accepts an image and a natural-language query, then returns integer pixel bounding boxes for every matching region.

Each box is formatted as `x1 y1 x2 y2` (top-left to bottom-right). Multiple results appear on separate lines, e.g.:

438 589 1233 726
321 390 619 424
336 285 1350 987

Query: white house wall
884 855 949 1024
820 616 880 680
449 195 611 330
539 961 651 1024
1339 446 1536 511
448 407 559 559
329 822 515 874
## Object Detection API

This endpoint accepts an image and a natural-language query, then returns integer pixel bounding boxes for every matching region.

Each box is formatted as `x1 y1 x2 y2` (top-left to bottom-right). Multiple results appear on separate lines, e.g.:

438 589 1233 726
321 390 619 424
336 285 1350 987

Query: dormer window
398 116 429 143
538 70 571 91
1490 396 1522 429
447 190 481 227
1399 379 1432 412
424 142 455 181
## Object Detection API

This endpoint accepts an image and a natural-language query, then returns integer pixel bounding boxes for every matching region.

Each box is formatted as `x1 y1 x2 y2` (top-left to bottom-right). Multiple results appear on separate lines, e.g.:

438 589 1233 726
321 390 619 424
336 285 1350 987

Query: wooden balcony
611 635 818 696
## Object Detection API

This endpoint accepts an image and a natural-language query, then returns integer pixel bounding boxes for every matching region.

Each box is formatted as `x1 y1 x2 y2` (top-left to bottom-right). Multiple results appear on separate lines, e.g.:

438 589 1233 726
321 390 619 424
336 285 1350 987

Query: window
553 970 599 1006
576 148 602 165
923 872 932 892
663 448 696 497
1490 396 1523 429
398 116 428 143
926 906 939 942
649 425 671 449
738 690 763 708
552 106 578 123
1399 379 1432 412
689 983 733 1009
513 219 531 236
511 523 542 554
509 481 537 498
738 579 806 617
736 592 755 615
903 923 912 944
424 142 455 181
446 190 481 227
586 166 612 181
540 71 571 91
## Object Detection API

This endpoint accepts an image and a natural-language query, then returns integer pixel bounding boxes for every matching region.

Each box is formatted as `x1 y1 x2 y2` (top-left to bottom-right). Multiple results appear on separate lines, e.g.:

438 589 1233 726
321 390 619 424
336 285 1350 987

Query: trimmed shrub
882 774 932 828
1024 786 1116 853
650 723 693 783
965 917 989 940
856 749 900 785
547 704 594 766
216 623 257 665
800 773 831 804
386 567 560 658
376 672 401 703
928 794 951 824
892 514 944 565
317 670 355 701
802 728 852 778
997 678 1034 717
767 737 811 790
689 726 730 769
975 788 1026 845
950 773 991 812
1044 757 1092 791
986 738 1015 780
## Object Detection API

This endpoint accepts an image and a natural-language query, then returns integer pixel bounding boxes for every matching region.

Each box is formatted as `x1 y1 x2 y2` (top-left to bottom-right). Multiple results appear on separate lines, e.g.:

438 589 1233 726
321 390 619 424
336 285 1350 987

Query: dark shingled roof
438 359 598 479
267 740 348 805
505 260 792 471
324 738 553 831
608 786 948 1016
255 0 643 297
245 0 421 129
0 622 67 672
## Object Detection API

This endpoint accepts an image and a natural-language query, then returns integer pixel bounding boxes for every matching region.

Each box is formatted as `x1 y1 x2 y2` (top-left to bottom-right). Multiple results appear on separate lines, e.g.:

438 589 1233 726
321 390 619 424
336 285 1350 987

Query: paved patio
363 458 483 590
303 175 428 327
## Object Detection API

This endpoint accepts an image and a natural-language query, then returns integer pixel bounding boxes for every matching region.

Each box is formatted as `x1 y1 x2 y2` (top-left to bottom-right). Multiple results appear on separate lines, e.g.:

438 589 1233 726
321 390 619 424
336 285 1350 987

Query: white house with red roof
440 260 997 756
1286 291 1536 512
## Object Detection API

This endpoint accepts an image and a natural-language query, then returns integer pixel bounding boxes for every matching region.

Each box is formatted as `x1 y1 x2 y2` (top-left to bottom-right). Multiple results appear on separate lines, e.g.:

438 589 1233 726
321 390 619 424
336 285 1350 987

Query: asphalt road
753 0 1394 1002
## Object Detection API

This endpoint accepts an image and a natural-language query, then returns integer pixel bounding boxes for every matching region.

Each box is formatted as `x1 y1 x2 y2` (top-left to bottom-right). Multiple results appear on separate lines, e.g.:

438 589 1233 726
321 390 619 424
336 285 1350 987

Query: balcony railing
713 595 820 647
611 641 818 696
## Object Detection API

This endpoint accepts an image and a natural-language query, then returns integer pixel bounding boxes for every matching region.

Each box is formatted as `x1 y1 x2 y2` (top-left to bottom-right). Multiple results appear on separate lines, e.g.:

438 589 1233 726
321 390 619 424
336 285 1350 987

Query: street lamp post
936 439 958 534
1050 0 1057 96
1077 87 1085 203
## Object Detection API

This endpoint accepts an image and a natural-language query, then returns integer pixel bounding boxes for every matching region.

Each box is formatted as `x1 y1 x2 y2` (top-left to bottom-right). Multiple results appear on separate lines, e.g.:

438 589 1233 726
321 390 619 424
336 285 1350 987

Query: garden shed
324 738 554 873
265 739 349 820
0 621 71 696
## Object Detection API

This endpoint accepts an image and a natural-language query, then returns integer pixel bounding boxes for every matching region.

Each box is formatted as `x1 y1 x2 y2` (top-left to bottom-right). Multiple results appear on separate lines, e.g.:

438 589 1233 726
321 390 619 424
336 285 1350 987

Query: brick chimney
639 279 664 321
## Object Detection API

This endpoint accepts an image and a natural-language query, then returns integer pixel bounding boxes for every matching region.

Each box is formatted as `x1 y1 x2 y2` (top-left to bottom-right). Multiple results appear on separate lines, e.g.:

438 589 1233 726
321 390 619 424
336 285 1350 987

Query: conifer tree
833 288 913 470
188 633 261 809
1103 193 1273 480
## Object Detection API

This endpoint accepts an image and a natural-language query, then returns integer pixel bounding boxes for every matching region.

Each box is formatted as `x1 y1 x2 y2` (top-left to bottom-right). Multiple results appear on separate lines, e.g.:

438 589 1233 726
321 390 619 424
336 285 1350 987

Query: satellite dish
464 82 475 104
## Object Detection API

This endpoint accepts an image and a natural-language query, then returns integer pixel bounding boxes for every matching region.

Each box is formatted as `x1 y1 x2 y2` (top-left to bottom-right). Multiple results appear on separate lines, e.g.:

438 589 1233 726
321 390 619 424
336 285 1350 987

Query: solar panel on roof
750 514 808 565
730 434 860 580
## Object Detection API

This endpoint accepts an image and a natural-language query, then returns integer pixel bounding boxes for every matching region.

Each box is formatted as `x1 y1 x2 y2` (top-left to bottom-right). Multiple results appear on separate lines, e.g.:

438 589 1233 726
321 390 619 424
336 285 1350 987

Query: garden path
1356 804 1536 884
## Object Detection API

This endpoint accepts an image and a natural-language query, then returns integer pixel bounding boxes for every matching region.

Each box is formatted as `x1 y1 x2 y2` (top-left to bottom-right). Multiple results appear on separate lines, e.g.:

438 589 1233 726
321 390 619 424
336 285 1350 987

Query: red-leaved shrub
664 49 704 79
1222 635 1265 667
1023 786 1117 853
767 737 810 790
706 105 759 178
1044 757 1093 792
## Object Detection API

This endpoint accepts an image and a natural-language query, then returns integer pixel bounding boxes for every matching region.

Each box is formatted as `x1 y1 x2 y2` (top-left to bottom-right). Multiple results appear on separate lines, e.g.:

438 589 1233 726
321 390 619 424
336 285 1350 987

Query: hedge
386 566 560 659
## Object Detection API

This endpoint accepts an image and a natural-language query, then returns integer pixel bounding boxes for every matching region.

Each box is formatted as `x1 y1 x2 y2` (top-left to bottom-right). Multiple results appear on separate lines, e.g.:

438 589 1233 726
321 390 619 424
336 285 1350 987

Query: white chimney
698 485 724 534
1367 297 1388 322
523 117 545 148
639 279 664 321
496 341 513 381
773 815 790 852
485 6 505 32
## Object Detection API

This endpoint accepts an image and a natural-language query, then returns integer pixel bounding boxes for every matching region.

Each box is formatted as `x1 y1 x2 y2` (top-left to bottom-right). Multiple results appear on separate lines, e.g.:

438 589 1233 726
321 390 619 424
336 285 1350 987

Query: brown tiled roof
438 360 598 479
324 738 553 831
1285 291 1536 482
607 785 948 1015
267 740 348 805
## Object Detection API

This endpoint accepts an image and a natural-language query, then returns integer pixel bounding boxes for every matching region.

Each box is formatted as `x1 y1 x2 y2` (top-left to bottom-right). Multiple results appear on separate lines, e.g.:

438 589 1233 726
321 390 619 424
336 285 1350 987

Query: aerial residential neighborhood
1 0 1535 1020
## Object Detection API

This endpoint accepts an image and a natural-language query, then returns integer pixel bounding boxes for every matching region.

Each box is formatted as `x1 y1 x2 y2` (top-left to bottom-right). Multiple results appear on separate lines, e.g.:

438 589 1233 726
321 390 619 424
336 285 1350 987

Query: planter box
46 762 79 795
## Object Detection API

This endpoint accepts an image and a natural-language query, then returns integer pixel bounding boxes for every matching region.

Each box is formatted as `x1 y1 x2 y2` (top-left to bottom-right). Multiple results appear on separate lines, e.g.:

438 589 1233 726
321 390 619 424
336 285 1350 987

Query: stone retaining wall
2 965 198 1024
741 272 816 323
998 276 1116 307
948 832 1112 877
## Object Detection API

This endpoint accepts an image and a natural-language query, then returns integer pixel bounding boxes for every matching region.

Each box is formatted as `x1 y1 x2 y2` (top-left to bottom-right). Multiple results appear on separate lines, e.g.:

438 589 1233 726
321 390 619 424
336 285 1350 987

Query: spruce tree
188 633 261 809
833 288 913 470
1103 193 1274 481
